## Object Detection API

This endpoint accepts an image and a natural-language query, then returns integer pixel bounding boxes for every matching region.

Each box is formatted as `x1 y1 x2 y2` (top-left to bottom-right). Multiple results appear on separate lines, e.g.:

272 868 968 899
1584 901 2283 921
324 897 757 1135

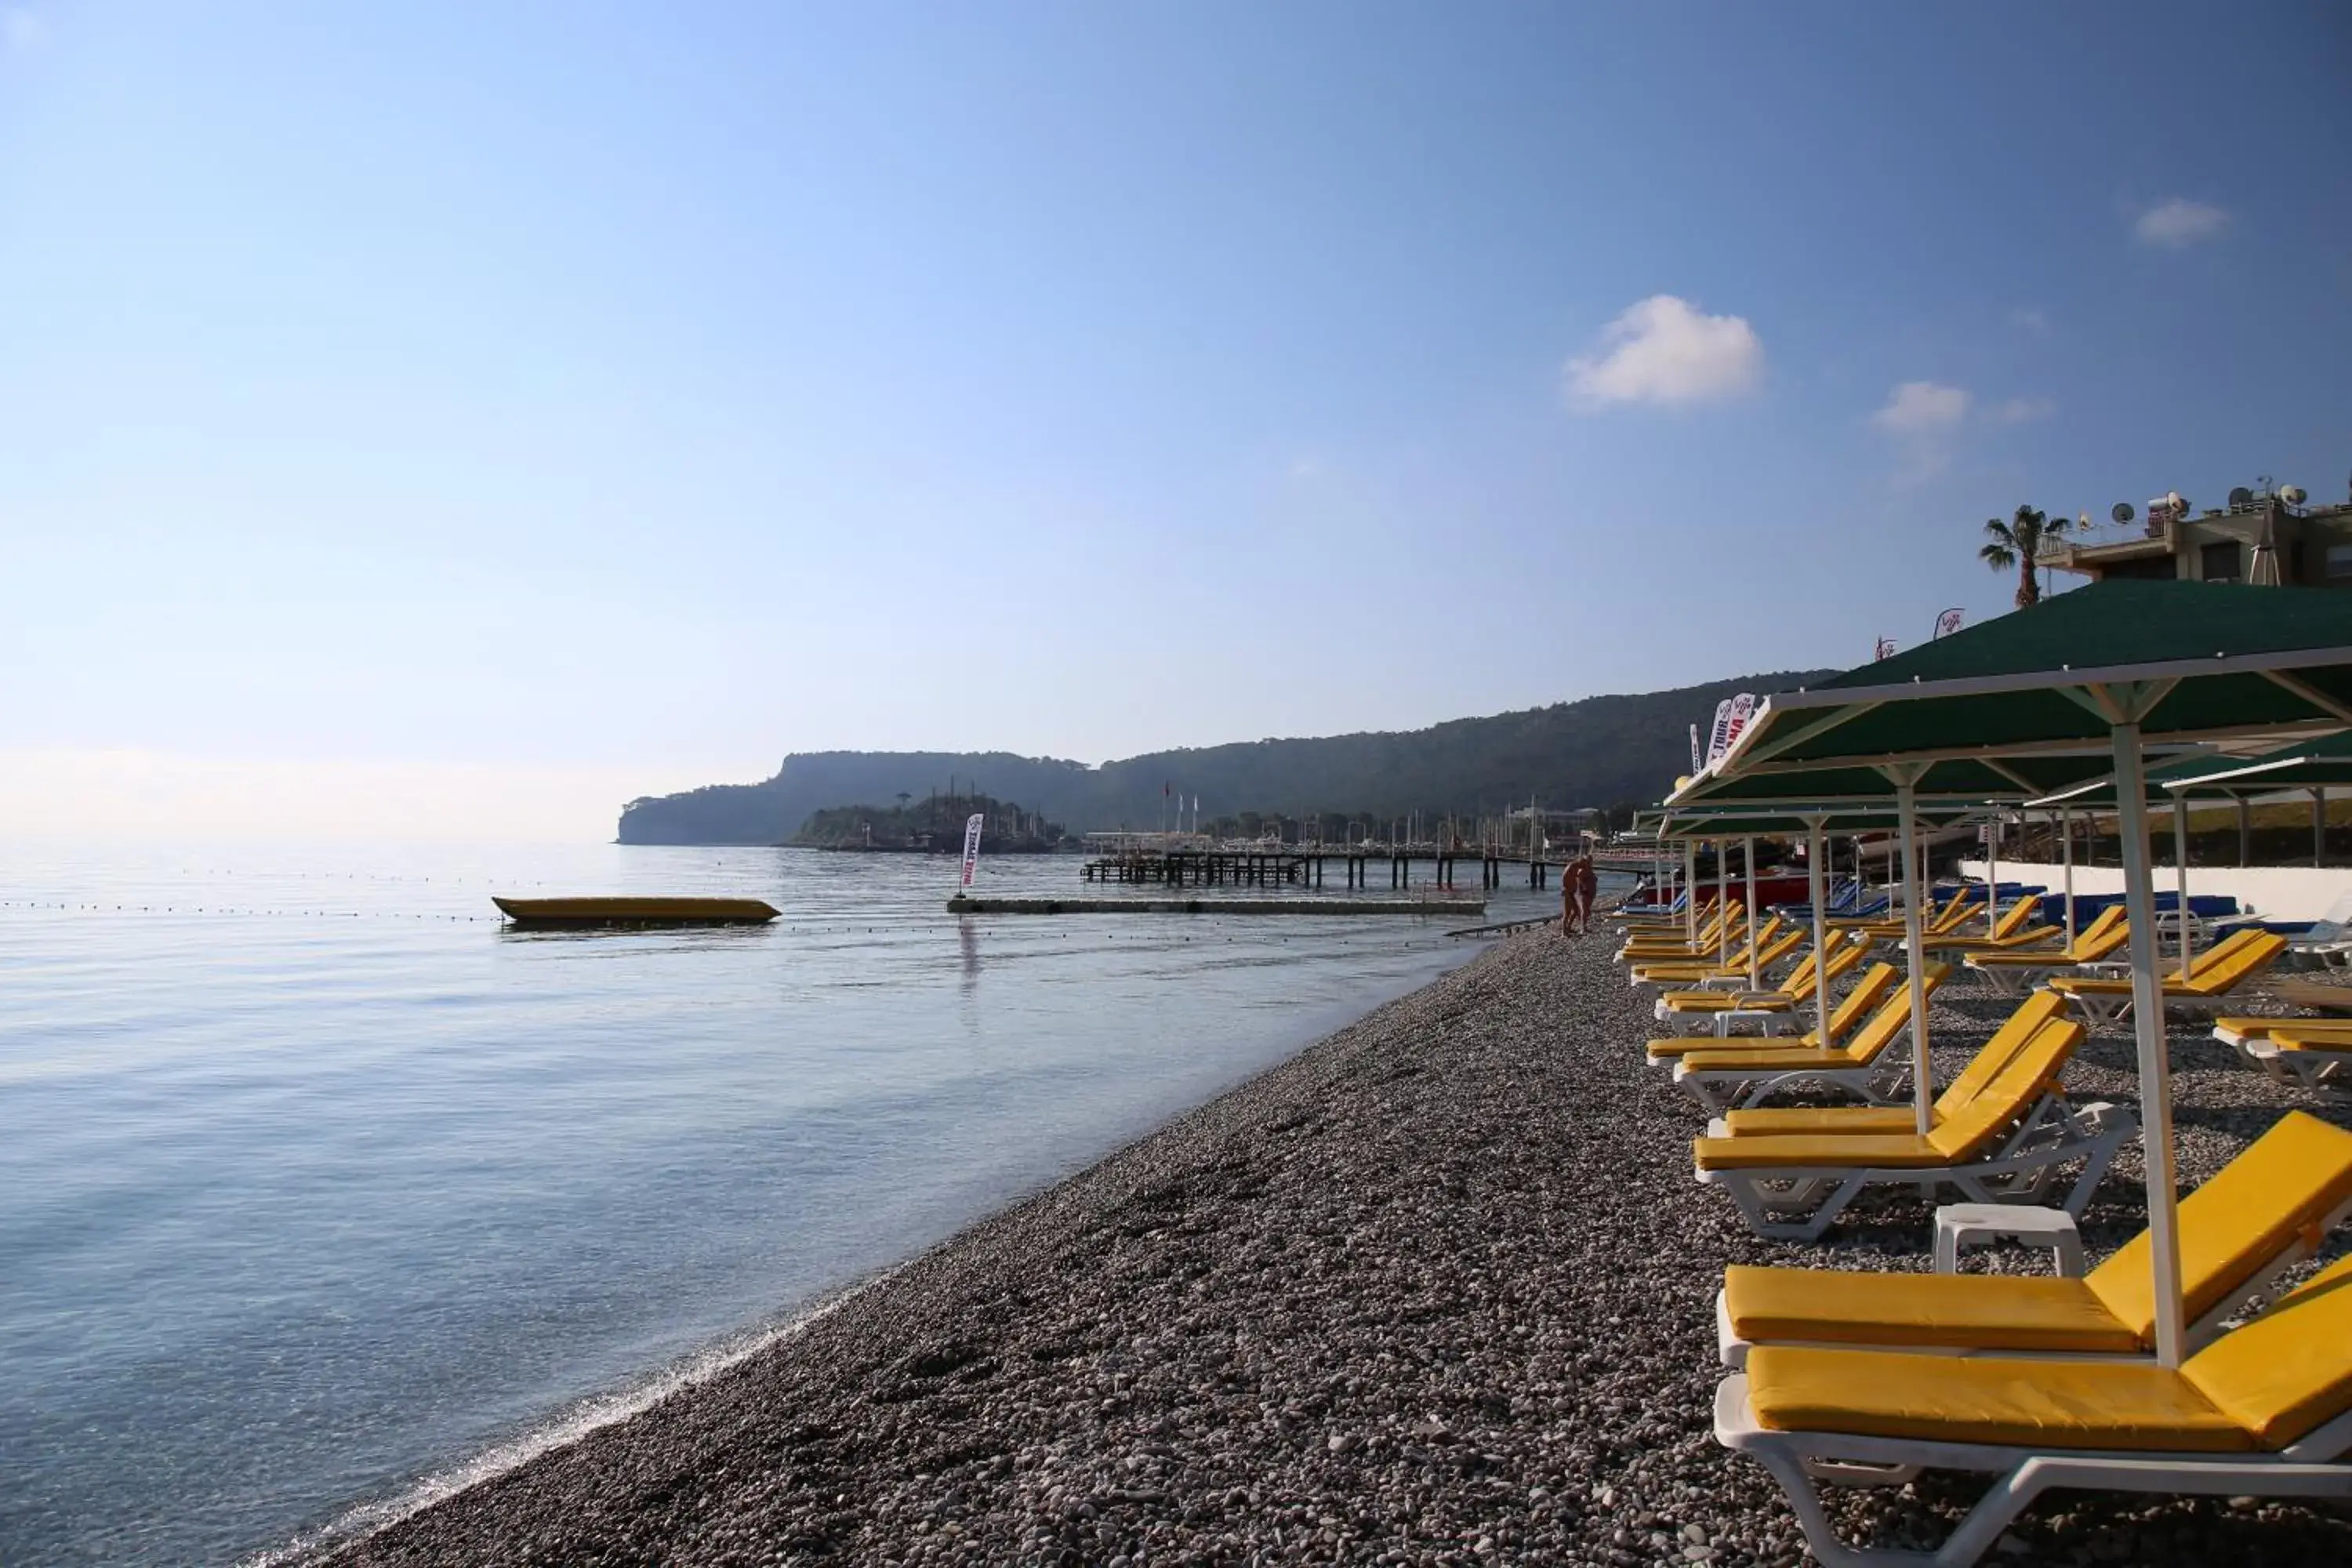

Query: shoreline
330 932 2352 1566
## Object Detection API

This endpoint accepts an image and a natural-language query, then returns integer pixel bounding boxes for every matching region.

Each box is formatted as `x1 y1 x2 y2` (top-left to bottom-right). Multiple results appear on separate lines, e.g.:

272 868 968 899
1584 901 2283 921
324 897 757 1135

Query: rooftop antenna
2227 485 2255 508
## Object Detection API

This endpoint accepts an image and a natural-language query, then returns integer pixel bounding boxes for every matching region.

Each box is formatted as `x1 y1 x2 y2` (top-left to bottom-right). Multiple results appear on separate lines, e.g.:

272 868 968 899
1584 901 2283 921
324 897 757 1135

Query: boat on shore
491 896 780 927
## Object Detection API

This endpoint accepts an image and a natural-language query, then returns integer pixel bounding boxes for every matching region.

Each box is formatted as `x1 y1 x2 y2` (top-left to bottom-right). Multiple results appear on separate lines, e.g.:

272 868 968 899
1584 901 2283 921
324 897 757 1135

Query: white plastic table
1933 1203 2085 1276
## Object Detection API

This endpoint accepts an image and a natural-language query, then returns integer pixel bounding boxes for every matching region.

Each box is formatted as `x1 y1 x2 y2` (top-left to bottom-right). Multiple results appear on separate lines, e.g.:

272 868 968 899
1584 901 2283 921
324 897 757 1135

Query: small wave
239 1272 892 1566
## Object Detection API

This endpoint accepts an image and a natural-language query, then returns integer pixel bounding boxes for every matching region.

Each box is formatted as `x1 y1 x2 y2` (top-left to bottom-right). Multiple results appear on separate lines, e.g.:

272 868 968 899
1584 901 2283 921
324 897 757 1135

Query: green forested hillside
615 669 1835 844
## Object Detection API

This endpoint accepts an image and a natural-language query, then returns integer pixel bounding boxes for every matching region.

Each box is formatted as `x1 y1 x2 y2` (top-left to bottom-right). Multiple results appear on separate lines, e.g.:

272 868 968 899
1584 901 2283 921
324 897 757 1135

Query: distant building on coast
2042 487 2352 587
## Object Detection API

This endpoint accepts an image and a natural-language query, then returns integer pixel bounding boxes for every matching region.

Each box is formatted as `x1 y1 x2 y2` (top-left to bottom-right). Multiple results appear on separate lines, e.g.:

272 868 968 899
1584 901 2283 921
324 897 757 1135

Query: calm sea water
0 841 1564 1564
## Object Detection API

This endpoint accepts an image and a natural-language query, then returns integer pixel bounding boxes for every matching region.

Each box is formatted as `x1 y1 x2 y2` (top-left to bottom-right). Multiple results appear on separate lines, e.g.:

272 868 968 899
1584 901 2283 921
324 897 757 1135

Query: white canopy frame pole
1985 812 2001 935
2060 805 2075 948
2112 717 2187 1369
2172 789 2195 981
1744 835 1761 989
1717 838 1732 967
1806 816 1833 1051
1684 840 1699 945
1892 772 1934 1136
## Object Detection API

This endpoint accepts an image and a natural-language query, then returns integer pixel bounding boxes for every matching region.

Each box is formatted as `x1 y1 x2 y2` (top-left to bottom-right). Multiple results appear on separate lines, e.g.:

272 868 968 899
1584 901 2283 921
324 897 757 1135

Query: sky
3 3 2350 839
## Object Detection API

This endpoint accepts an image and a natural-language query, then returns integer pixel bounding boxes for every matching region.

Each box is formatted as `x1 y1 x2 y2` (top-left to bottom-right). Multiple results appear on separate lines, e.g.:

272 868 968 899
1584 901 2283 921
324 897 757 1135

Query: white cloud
1986 396 2055 425
2 9 44 49
1563 294 1763 410
2134 198 2227 248
1871 381 1970 434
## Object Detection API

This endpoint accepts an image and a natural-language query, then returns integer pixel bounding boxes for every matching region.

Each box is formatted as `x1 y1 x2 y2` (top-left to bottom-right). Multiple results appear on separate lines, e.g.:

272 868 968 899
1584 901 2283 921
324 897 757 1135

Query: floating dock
492 896 780 927
947 894 1486 916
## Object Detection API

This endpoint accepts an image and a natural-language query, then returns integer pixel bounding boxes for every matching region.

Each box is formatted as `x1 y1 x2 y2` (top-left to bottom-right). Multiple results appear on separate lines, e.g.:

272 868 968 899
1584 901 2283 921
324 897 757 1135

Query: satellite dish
2281 485 2307 506
2166 491 2187 513
2228 486 2254 507
2078 511 2092 528
2111 502 2136 524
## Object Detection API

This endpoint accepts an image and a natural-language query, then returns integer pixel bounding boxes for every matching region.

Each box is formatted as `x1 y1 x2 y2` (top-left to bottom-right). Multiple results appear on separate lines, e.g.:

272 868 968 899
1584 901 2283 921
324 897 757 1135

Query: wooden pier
1081 848 1561 891
949 892 1486 916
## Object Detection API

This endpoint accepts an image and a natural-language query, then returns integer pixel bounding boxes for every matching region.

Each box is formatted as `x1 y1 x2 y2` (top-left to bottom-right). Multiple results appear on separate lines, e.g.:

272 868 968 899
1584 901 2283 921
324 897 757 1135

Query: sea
0 840 1573 1565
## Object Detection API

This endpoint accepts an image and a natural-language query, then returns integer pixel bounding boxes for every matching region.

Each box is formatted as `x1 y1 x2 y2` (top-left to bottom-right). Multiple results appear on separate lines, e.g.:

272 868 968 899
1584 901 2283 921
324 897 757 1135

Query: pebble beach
332 927 2352 1567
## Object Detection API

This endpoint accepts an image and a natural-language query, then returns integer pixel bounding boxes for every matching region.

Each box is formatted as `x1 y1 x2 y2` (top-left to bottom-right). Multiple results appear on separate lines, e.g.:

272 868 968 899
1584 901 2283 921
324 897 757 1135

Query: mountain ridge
615 668 1838 844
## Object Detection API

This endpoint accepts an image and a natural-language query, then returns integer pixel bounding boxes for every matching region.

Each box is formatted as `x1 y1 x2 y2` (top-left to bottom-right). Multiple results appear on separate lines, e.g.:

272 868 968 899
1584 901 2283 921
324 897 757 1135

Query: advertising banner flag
1688 722 1701 774
959 813 985 888
1722 691 1757 754
1874 636 1896 661
1934 607 1965 639
1704 699 1735 765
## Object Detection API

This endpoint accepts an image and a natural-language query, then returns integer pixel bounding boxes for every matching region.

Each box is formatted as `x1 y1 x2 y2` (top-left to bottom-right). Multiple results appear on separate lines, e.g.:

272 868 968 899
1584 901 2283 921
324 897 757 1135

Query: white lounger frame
1713 1185 2352 1368
1961 957 2079 995
1670 1044 1914 1115
1713 1376 2352 1568
2057 985 2242 1025
1695 1099 2134 1242
2240 1037 2352 1099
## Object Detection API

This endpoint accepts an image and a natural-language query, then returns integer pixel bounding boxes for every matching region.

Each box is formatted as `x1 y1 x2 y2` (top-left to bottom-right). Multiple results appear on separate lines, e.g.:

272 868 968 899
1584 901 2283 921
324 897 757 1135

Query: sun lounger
2246 1029 2352 1098
1690 1018 2132 1240
1702 990 2070 1140
1920 898 2064 956
1629 924 1802 989
1714 1250 2352 1568
1653 932 1865 1031
1830 888 1977 942
1962 906 2128 993
2048 930 2288 1024
2213 1014 2352 1054
1715 1111 2352 1370
1648 963 1903 1058
1663 965 1953 1113
1621 909 1766 965
1616 903 1744 963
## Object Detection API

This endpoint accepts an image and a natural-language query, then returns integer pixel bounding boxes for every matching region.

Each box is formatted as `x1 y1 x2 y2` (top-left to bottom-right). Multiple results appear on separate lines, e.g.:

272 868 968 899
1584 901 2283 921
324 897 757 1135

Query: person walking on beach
1560 857 1579 936
1575 854 1599 934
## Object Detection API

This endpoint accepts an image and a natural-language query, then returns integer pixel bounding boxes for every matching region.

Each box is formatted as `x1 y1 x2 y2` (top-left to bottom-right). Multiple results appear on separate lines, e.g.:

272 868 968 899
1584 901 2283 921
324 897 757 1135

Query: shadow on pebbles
332 931 2352 1566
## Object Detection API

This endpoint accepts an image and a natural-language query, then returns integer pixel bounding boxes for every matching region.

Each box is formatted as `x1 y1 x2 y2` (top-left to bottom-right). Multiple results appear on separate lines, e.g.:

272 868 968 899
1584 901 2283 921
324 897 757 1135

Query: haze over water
1 842 1561 1564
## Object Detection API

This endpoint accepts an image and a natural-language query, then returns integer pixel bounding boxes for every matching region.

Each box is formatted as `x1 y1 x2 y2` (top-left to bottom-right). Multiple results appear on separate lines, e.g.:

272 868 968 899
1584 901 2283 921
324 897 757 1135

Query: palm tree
1979 504 2074 608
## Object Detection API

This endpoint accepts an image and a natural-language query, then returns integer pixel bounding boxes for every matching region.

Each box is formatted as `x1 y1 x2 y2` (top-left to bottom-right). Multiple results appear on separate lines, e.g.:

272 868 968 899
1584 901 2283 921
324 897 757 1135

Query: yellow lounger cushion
1746 1345 2255 1451
1719 1105 1919 1136
1749 1257 2352 1452
1693 1132 1954 1171
1715 989 2064 1137
1720 1112 2352 1355
1680 1044 1894 1075
2270 1029 2352 1056
2184 1254 2352 1447
2083 1110 2352 1338
1692 1020 2079 1171
1657 990 1797 1013
1723 1267 2143 1355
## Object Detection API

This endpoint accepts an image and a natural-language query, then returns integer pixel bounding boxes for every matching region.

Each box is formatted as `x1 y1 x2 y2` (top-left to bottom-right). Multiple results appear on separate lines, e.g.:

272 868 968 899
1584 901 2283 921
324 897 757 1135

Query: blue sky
3 4 2348 837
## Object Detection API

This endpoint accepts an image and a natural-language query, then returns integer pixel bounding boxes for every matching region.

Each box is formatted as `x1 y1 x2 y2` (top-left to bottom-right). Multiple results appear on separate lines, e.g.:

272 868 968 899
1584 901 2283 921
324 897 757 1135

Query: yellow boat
491 896 779 927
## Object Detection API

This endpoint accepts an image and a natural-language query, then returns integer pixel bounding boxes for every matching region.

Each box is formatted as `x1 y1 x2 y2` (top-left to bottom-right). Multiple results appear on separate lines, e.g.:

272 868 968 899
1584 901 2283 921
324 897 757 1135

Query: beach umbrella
1697 579 2352 1368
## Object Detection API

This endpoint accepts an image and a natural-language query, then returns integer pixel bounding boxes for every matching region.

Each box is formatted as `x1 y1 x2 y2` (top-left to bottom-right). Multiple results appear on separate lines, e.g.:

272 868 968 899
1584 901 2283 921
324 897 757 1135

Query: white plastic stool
1933 1203 2085 1276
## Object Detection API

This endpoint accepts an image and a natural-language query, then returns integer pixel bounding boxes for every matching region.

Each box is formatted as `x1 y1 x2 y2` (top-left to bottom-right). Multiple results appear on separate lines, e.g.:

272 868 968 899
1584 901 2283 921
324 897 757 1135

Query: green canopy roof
1714 581 2352 782
1655 803 1987 840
